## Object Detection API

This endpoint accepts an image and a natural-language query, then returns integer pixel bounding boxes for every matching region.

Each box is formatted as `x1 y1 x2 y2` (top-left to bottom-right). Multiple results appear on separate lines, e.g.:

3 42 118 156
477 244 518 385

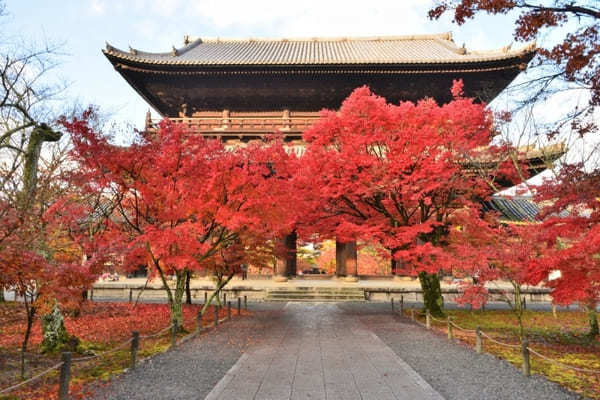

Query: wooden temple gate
104 33 563 280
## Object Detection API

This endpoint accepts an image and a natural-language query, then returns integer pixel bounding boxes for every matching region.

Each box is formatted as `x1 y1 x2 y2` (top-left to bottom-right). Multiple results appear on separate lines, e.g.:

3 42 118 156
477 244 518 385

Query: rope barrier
0 362 63 394
449 320 477 333
0 308 234 396
404 309 600 376
479 331 521 349
139 325 173 339
527 347 600 374
72 338 134 363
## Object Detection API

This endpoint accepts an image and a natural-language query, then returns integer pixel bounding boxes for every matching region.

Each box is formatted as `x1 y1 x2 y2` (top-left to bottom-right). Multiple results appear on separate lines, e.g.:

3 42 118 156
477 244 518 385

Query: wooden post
447 317 453 340
214 306 219 326
237 297 241 315
522 339 531 376
244 295 247 310
552 304 557 319
128 288 133 303
227 301 231 320
522 296 527 310
391 297 395 312
426 310 431 330
131 331 139 370
204 291 208 304
58 352 71 400
170 321 178 349
410 308 415 321
90 288 94 301
400 295 404 315
223 292 227 304
475 326 482 354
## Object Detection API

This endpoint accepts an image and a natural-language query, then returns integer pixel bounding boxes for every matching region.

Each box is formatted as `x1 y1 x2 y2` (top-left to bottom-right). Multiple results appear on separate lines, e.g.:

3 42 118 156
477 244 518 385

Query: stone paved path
94 302 577 400
205 303 442 400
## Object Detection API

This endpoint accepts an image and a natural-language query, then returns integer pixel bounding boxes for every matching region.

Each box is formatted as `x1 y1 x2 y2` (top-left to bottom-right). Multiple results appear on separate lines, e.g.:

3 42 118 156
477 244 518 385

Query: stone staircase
264 286 366 302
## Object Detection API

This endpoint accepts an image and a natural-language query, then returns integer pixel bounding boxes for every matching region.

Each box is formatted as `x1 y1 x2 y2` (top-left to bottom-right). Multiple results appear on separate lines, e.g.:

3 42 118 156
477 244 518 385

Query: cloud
90 0 105 15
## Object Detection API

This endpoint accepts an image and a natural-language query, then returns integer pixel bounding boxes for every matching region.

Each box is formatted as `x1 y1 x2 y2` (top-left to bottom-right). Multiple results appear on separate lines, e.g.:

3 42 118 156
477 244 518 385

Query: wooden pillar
274 256 287 282
285 231 297 277
336 241 358 281
274 232 296 282
345 241 358 282
222 109 230 129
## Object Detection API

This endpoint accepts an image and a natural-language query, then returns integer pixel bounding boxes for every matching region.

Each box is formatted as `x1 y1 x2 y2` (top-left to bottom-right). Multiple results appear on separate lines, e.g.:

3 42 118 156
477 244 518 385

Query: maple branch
520 2 600 19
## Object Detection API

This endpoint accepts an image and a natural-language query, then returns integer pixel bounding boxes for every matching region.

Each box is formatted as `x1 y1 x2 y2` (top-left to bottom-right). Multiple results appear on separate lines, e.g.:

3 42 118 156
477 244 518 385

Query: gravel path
94 302 580 400
339 302 580 400
92 303 286 400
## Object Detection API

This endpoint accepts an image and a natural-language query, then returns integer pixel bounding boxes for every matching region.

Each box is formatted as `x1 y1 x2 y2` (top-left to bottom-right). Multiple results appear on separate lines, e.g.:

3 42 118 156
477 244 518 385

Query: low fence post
131 331 139 370
58 351 71 400
522 339 531 377
426 310 431 330
244 295 247 310
400 295 404 315
475 326 482 354
204 291 208 304
227 301 231 320
237 297 241 315
90 288 94 301
410 308 415 321
391 297 395 312
171 321 177 349
447 317 453 340
128 288 133 303
214 306 219 326
223 292 227 305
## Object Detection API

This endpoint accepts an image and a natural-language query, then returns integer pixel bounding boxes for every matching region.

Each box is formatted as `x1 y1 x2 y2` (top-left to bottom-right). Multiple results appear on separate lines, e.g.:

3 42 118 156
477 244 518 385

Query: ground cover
0 301 247 399
407 308 600 398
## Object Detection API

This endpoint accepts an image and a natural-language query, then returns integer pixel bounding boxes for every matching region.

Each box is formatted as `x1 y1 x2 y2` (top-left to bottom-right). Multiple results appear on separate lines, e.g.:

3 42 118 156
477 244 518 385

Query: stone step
266 293 365 298
265 298 365 302
266 288 362 292
266 290 364 296
264 288 366 302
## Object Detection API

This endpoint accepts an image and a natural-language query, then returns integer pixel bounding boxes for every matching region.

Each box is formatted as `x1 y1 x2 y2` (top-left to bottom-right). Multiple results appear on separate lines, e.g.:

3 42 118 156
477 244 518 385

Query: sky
3 0 520 130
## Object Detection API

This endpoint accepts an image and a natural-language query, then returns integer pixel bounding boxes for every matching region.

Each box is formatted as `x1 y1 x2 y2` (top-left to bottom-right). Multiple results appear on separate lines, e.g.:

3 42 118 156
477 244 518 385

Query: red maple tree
298 82 499 316
59 113 295 327
530 166 600 335
449 208 549 338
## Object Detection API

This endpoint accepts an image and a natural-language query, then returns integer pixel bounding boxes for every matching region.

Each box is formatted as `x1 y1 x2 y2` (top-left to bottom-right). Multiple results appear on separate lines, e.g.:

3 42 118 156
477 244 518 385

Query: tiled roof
483 197 540 222
104 33 535 66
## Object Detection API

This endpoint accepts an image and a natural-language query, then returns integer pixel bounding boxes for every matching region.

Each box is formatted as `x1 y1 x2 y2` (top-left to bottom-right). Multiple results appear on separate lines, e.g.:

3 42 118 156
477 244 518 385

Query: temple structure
103 33 563 281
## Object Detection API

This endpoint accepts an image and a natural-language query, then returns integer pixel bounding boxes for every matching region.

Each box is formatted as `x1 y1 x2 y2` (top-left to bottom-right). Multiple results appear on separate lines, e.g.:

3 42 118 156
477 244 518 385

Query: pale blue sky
4 0 519 129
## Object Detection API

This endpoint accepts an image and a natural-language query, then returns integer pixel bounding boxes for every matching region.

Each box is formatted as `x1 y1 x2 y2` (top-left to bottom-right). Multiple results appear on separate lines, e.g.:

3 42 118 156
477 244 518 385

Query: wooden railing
148 111 322 139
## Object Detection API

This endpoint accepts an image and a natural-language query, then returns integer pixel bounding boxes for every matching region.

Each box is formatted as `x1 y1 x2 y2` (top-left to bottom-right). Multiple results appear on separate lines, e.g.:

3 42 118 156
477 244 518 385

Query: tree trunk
512 283 525 340
588 307 599 338
418 271 444 317
185 270 192 305
21 301 35 379
170 270 186 331
199 272 234 317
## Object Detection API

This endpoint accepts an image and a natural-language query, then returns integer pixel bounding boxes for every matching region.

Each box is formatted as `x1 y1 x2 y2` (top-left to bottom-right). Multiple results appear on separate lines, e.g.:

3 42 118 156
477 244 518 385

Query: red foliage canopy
57 113 296 280
297 82 498 274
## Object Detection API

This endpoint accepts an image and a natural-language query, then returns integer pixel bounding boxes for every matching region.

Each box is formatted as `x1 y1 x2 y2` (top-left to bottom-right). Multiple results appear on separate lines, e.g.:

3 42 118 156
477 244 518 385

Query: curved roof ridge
106 37 204 58
193 32 454 43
